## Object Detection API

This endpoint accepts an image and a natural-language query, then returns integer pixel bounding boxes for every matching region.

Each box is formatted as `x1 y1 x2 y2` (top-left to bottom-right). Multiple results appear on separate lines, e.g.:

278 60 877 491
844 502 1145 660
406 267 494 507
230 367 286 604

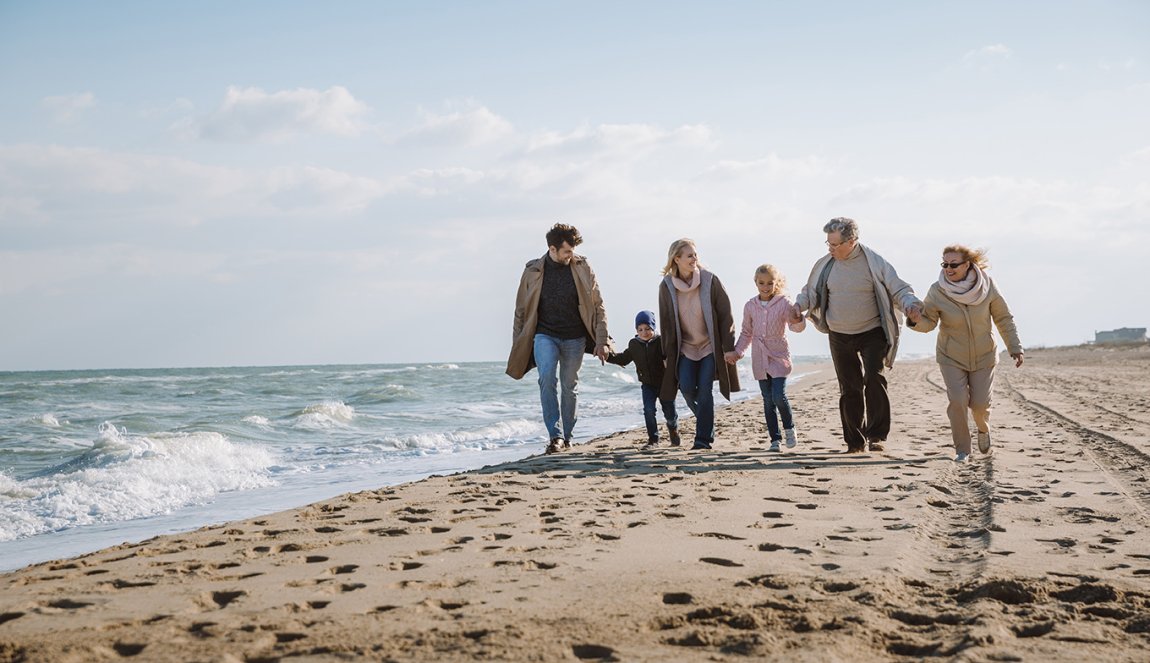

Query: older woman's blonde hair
943 244 989 269
754 263 786 297
661 238 701 277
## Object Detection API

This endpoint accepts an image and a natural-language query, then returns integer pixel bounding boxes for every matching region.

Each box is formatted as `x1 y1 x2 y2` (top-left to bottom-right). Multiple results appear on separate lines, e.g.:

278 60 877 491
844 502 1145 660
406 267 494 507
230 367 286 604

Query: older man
507 223 612 455
793 218 922 453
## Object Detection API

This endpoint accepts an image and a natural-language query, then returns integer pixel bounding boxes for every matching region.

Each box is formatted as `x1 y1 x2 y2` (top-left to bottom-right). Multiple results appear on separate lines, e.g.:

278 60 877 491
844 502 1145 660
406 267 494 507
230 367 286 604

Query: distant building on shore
1094 327 1147 343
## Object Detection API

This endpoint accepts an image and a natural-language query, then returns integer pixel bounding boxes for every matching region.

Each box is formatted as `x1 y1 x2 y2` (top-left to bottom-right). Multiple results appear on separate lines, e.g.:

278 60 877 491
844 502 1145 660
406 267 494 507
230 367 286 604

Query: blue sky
2 1 1147 370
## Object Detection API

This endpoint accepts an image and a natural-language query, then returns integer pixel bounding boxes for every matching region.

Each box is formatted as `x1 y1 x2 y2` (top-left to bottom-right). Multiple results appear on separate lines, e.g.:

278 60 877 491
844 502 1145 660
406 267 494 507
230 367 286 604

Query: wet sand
2 344 1149 662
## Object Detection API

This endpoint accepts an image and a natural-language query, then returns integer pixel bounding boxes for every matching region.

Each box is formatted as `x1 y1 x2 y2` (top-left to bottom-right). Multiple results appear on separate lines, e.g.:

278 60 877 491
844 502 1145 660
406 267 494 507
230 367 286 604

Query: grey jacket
795 244 921 368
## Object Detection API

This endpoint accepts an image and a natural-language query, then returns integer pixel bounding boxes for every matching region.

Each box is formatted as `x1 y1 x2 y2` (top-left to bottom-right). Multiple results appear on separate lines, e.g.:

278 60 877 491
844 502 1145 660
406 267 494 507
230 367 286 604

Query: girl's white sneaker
784 428 798 448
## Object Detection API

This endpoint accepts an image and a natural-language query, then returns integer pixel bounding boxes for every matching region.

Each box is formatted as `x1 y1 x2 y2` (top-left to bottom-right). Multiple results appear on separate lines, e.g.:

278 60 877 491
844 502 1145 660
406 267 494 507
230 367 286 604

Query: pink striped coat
733 295 806 380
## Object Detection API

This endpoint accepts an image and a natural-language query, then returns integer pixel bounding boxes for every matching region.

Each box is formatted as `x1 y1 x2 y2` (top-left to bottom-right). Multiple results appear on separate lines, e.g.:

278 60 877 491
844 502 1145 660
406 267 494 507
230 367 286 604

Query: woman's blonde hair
943 244 989 269
754 263 785 297
662 238 700 277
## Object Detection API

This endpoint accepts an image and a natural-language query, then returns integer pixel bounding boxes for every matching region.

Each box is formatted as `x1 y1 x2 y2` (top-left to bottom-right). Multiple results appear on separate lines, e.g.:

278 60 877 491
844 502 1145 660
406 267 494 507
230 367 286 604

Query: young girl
726 264 806 452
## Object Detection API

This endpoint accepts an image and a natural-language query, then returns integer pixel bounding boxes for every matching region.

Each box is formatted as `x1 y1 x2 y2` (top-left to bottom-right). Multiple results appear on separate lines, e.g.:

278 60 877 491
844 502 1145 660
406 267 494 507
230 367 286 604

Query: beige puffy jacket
910 277 1022 371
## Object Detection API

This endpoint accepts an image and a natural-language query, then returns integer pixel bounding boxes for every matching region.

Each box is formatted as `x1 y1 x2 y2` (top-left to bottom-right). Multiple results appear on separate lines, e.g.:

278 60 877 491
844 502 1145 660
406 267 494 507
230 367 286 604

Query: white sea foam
38 414 62 427
0 424 275 542
294 401 356 428
243 415 271 427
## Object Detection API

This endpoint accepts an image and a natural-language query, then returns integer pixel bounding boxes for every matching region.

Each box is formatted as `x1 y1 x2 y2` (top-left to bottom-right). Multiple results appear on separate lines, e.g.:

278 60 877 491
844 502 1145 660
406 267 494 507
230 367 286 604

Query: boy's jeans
640 383 678 441
533 333 585 441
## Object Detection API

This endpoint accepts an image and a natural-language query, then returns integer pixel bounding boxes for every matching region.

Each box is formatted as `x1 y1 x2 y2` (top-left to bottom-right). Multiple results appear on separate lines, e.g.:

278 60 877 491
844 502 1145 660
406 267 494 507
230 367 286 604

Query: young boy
607 311 681 449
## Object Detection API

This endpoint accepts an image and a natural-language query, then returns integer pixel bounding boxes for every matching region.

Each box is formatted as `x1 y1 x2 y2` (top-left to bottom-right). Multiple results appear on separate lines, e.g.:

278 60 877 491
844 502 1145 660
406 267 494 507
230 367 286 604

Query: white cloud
962 44 1013 69
698 154 834 182
398 104 514 147
1098 58 1136 71
0 145 390 229
525 123 714 158
179 85 370 142
40 92 96 122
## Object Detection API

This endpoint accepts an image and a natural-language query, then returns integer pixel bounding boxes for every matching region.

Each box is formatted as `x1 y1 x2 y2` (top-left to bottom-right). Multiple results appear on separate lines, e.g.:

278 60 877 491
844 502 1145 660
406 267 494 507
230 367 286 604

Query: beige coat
505 253 611 380
909 277 1022 371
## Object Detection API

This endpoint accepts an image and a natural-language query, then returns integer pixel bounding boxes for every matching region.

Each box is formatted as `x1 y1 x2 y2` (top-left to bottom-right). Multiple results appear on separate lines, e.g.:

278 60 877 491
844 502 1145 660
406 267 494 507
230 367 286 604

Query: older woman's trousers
938 364 994 454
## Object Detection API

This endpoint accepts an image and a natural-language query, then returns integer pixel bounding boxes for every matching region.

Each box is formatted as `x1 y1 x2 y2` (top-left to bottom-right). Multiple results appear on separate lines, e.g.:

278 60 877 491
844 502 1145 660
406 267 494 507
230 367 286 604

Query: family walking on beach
507 219 1023 462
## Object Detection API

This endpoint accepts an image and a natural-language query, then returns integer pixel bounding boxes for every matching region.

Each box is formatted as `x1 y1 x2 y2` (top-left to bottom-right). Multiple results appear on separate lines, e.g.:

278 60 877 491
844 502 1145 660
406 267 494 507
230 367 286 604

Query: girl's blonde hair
661 238 700 277
754 264 785 297
942 244 989 269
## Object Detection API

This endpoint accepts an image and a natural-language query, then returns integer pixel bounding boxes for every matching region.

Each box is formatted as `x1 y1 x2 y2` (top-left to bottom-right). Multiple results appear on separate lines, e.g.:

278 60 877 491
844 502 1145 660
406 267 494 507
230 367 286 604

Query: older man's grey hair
823 217 858 242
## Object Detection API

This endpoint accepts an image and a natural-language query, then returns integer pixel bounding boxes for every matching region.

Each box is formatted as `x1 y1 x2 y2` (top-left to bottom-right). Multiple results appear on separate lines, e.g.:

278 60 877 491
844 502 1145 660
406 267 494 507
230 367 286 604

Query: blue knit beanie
635 310 656 330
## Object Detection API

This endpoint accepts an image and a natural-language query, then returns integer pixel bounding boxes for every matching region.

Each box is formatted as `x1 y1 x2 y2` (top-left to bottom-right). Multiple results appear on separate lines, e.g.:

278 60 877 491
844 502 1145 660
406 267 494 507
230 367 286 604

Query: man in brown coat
507 223 611 454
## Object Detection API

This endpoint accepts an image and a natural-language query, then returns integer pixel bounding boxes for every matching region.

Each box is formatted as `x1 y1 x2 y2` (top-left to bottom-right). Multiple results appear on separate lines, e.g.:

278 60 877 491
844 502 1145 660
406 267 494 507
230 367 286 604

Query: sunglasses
940 261 968 269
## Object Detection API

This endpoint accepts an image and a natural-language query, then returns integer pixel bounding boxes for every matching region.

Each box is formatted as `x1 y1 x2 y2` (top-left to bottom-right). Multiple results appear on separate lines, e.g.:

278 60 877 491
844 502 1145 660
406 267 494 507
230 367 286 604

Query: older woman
658 238 739 450
909 245 1023 462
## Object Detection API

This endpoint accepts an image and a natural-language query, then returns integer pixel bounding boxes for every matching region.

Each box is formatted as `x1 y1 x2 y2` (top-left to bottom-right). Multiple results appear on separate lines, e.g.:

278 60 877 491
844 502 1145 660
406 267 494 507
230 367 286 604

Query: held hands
1011 353 1024 368
594 344 609 365
723 351 740 366
905 304 923 325
789 304 804 323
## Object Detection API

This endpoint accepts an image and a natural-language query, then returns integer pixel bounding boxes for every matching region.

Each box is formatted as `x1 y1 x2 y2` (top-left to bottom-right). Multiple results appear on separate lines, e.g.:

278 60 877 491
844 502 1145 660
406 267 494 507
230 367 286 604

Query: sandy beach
2 344 1149 662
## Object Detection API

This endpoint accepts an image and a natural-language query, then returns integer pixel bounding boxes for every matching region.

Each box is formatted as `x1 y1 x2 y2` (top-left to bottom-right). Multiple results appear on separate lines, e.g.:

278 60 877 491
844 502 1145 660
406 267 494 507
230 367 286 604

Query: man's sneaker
955 451 970 463
846 445 865 454
641 439 660 451
977 431 991 454
768 440 781 452
545 439 561 455
868 440 885 452
784 428 798 448
668 427 682 447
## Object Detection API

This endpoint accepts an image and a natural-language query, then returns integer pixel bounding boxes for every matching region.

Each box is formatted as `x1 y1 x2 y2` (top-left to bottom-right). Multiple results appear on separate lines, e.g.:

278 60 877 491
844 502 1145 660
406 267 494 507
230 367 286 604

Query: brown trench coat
506 253 612 380
657 269 740 402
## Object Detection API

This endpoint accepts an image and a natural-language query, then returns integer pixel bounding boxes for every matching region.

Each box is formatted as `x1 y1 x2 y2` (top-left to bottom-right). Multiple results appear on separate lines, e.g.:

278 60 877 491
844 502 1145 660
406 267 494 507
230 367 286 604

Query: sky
1 1 1148 371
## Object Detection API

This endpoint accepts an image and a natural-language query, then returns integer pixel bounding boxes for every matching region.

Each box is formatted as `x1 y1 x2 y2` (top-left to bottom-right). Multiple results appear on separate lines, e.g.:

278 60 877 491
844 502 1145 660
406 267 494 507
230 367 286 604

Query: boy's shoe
642 438 660 451
768 440 781 452
668 426 682 447
784 428 798 448
977 431 991 453
545 439 562 455
690 441 712 451
954 451 970 463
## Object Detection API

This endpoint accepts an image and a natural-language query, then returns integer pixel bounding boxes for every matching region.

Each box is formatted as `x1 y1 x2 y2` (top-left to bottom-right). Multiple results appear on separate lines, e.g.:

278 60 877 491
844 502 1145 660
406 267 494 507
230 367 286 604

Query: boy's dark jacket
606 335 666 388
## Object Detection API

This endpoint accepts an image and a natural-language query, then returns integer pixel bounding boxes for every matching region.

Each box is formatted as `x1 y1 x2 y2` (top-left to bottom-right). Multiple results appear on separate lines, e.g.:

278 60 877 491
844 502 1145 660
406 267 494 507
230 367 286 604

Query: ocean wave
242 415 272 427
37 414 63 427
345 384 416 405
294 401 356 428
0 423 275 542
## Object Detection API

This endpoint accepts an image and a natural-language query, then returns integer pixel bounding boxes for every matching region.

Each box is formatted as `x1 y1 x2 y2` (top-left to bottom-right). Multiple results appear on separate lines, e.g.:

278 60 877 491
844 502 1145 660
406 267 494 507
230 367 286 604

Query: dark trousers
828 327 890 449
640 383 679 441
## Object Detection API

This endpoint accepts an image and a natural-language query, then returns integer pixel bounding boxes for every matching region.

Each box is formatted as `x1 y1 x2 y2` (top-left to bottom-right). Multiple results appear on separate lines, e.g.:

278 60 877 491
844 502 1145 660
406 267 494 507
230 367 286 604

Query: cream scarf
938 264 990 305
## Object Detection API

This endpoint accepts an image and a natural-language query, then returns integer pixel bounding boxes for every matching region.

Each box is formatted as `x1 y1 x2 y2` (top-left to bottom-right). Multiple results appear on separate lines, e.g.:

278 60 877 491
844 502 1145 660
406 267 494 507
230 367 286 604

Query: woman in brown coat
658 238 739 450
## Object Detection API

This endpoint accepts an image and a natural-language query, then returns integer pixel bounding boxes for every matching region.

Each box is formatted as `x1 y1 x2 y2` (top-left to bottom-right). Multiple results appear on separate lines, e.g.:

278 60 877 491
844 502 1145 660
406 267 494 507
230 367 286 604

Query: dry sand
2 344 1149 662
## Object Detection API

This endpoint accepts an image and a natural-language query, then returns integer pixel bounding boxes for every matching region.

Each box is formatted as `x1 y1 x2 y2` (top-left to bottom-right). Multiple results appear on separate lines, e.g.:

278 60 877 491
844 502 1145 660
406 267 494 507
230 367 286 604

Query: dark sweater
535 255 586 340
607 335 667 389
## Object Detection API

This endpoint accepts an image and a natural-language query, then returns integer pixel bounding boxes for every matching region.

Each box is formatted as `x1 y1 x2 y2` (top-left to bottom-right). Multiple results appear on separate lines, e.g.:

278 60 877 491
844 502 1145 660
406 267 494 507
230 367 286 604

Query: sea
0 357 821 572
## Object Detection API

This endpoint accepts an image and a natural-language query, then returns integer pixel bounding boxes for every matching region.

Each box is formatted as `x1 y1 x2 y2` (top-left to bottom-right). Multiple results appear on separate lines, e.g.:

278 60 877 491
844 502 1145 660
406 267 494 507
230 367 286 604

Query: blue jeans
534 333 585 441
641 383 678 441
677 354 716 444
758 376 793 441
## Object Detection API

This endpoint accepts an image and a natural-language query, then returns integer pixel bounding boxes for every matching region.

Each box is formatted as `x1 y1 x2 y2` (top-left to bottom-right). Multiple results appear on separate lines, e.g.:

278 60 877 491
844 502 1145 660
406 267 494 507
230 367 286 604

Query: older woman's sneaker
977 431 991 453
